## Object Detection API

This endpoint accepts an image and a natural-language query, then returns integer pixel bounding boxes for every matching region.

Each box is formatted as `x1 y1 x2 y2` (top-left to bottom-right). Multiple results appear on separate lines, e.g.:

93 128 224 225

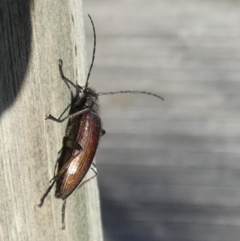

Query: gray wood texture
83 0 240 240
0 1 103 241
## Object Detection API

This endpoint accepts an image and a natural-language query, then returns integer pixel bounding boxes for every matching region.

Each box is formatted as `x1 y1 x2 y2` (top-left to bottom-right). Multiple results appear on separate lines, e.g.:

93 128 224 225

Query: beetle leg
53 159 59 176
57 147 63 155
58 59 74 93
78 172 98 190
45 102 72 122
38 179 56 207
45 108 89 123
57 102 72 120
90 163 98 174
61 199 67 230
68 108 90 119
100 129 106 136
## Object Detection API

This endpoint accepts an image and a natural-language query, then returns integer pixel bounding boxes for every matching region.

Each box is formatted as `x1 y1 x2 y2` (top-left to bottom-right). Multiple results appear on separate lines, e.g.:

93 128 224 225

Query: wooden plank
0 1 103 240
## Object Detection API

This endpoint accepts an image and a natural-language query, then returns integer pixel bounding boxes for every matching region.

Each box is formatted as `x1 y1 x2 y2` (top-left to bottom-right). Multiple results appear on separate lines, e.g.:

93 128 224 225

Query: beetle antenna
98 90 164 101
85 14 96 87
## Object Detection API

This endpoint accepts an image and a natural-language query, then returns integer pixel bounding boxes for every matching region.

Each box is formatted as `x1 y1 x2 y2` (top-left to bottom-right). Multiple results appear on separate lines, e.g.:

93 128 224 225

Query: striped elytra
55 111 101 199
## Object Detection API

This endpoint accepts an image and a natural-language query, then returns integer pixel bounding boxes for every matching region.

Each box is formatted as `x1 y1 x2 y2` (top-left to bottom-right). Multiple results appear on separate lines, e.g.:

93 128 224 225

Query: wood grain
0 1 103 240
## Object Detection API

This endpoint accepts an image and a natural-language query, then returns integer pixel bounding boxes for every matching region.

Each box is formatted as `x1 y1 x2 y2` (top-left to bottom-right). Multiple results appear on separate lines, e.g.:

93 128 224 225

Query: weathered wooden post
0 1 103 240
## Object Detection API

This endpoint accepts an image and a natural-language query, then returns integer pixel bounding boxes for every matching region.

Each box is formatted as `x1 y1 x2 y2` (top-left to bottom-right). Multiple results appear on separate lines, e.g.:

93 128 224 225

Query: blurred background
84 1 240 240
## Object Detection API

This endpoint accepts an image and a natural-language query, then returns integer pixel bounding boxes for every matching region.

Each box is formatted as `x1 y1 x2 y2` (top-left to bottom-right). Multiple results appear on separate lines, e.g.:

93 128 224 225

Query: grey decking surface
84 1 240 240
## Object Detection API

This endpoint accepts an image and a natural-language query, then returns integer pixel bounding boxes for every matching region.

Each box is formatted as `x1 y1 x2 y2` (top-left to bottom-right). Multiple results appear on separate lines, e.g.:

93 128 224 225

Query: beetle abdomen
55 111 101 199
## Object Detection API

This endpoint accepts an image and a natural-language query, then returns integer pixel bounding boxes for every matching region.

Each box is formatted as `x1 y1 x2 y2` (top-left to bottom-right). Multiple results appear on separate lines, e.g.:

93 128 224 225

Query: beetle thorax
82 87 99 113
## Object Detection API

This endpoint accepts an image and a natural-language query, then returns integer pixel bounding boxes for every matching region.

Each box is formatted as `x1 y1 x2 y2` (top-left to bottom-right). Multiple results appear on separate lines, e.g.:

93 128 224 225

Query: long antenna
98 90 164 101
86 14 164 102
85 14 96 87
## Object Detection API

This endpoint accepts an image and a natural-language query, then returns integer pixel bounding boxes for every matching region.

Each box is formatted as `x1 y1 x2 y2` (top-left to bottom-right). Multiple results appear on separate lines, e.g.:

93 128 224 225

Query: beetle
38 14 164 229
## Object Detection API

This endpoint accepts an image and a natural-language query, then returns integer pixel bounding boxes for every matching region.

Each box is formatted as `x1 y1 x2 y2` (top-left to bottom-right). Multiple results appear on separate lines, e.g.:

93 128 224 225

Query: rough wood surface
0 1 103 241
84 0 240 241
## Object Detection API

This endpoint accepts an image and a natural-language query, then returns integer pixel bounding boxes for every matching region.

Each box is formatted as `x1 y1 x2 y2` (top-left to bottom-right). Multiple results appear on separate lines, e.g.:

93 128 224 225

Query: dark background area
84 1 240 240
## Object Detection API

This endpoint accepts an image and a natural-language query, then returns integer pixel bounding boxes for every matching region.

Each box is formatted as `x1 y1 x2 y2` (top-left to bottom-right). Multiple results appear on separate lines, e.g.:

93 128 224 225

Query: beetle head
76 85 98 112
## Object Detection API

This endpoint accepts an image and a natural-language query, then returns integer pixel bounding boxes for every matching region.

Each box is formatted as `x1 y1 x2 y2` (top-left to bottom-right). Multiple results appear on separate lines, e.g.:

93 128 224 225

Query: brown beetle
38 14 164 229
38 57 105 228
